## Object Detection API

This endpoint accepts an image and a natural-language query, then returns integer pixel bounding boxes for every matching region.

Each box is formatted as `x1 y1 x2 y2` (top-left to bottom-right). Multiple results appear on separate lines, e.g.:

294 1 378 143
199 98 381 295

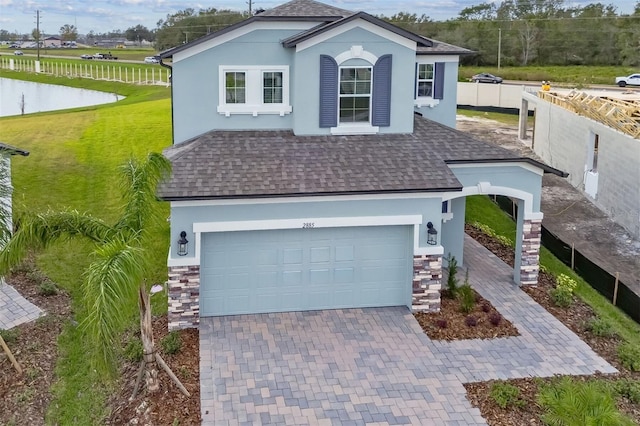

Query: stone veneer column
412 254 442 312
520 218 542 285
167 265 200 331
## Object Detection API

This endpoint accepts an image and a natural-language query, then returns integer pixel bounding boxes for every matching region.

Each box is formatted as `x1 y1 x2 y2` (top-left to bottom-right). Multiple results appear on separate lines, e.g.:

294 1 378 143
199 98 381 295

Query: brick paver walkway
0 280 43 330
199 236 616 425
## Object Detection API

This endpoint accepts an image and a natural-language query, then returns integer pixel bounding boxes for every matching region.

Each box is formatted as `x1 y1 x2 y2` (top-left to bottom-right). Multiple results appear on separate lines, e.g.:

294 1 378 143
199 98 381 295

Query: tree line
2 0 638 66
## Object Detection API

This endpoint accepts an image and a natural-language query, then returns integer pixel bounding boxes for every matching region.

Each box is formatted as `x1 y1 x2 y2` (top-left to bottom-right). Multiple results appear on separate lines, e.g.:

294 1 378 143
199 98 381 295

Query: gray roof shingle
259 0 353 17
158 116 562 201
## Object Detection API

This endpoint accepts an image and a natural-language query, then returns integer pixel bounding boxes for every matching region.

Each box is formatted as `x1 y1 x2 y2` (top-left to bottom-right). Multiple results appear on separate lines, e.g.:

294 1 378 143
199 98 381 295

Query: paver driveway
199 236 616 425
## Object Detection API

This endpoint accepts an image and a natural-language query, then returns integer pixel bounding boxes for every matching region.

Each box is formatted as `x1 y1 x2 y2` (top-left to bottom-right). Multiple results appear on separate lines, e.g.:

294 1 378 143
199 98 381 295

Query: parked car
80 54 93 59
9 43 20 48
471 73 503 84
13 50 23 56
615 74 640 87
144 56 159 64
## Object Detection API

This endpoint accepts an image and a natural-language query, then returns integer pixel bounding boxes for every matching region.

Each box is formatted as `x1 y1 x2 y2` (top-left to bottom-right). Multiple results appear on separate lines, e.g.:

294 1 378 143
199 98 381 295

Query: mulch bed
0 260 71 426
106 315 201 425
463 223 640 425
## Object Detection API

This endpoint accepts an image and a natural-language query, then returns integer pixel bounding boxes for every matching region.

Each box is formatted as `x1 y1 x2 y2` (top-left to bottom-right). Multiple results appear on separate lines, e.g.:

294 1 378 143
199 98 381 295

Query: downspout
159 58 175 145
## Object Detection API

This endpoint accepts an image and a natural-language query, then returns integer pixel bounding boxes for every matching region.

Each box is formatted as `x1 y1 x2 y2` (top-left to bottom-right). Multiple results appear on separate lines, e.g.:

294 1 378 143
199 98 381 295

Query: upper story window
339 67 372 123
218 65 292 117
414 61 445 108
416 64 433 97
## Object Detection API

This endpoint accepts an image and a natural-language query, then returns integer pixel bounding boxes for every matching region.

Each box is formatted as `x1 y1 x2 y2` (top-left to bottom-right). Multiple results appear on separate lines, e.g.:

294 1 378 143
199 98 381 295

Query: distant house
158 0 565 330
44 36 62 48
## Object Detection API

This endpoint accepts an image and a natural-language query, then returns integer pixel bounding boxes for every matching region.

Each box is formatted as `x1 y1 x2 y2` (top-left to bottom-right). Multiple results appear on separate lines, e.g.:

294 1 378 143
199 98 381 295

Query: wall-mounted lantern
426 222 438 245
177 231 189 256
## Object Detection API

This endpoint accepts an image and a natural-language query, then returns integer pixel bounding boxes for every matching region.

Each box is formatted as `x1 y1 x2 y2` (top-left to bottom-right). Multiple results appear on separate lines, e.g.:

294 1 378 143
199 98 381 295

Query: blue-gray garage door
200 226 413 316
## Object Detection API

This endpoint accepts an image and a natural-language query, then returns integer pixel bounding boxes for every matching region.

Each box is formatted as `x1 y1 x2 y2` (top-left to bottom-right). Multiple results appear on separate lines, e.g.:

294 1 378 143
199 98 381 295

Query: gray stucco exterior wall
441 197 466 266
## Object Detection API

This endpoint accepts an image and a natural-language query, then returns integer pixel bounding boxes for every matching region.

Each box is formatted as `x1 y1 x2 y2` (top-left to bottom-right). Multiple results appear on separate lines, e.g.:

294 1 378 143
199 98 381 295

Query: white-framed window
414 62 440 108
218 65 291 117
339 66 372 124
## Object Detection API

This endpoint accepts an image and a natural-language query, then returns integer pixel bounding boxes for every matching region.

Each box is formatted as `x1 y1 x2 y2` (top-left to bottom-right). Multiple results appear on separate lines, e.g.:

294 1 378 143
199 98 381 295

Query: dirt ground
456 114 640 296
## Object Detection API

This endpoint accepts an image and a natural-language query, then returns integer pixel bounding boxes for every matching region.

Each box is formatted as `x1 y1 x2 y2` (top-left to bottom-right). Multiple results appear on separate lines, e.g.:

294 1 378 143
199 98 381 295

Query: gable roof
259 0 352 18
0 142 29 157
282 11 433 48
158 116 564 201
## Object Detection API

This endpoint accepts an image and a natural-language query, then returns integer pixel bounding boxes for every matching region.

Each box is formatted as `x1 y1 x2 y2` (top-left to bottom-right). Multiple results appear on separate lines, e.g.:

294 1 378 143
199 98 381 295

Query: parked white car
144 56 159 64
615 74 640 87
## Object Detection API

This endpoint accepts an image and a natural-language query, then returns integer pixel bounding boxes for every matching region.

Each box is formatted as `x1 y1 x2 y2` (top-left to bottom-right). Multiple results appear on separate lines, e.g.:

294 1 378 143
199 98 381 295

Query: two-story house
158 0 565 330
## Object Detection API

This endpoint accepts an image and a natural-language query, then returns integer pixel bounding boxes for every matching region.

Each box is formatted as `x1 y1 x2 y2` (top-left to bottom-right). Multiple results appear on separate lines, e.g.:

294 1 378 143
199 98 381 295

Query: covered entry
200 225 413 316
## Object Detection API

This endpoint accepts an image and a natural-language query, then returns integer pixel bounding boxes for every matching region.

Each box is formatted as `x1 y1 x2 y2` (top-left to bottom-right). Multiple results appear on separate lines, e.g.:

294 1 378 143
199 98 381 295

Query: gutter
159 58 175 146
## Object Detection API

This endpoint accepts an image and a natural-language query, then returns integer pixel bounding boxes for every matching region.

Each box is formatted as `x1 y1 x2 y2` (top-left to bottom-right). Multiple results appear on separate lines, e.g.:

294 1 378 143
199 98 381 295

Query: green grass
459 65 636 86
1 46 158 61
465 195 640 348
0 74 173 423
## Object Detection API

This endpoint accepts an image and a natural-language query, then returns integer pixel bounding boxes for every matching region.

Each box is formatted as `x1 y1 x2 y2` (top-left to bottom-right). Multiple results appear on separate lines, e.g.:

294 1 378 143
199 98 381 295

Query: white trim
170 192 444 208
173 21 318 62
193 215 422 233
217 65 292 117
415 55 459 63
447 161 545 176
443 183 538 217
296 20 417 52
335 45 378 65
414 245 444 256
330 124 379 135
414 99 440 108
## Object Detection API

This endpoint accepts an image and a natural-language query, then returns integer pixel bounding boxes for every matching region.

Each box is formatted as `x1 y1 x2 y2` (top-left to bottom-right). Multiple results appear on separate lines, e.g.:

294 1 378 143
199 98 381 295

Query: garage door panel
201 225 412 316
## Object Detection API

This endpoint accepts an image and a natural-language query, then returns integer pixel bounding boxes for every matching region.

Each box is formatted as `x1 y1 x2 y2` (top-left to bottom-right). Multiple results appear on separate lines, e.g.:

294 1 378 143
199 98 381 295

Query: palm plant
0 153 186 395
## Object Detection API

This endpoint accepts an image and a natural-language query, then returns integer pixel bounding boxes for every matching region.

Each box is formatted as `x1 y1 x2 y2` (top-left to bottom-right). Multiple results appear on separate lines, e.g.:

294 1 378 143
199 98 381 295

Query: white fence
0 57 170 86
457 82 538 111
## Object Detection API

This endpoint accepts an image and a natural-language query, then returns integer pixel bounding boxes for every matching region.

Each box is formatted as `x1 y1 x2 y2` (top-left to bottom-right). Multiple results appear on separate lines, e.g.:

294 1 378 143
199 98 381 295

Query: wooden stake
613 272 620 306
0 334 22 374
571 243 575 270
155 352 190 397
129 359 146 401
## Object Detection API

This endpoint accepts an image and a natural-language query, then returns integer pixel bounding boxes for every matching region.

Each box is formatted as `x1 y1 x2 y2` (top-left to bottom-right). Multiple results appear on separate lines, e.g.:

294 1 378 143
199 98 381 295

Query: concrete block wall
412 254 442 312
167 265 200 331
531 99 640 239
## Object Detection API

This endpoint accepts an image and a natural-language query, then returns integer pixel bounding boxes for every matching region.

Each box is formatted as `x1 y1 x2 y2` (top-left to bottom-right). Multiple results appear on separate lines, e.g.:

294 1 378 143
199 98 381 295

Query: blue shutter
434 62 445 100
319 55 338 128
414 62 418 99
372 54 392 127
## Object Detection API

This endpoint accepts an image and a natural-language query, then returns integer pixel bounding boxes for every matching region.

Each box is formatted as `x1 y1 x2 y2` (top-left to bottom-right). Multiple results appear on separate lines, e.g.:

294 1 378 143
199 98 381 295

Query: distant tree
0 29 9 40
154 7 246 50
125 25 155 42
458 3 497 20
59 24 78 41
31 28 42 41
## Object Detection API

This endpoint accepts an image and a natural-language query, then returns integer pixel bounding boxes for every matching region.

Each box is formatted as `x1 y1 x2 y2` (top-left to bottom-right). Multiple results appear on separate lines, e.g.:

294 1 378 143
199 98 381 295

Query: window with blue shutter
319 55 338 128
372 54 392 127
433 62 445 100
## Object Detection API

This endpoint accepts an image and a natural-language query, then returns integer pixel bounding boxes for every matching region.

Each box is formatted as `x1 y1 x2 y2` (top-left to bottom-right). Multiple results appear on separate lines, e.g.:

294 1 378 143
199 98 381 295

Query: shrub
436 319 448 329
618 342 640 372
445 253 459 297
38 280 58 296
458 283 476 314
481 303 491 313
612 379 640 404
0 328 19 344
489 312 503 326
123 339 143 362
26 270 47 285
538 377 635 426
490 382 525 409
161 331 182 355
465 316 477 327
585 317 617 338
550 274 577 308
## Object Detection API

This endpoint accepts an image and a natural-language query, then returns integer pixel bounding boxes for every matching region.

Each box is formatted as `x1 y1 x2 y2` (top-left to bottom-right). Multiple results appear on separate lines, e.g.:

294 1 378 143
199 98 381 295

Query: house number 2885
302 222 315 228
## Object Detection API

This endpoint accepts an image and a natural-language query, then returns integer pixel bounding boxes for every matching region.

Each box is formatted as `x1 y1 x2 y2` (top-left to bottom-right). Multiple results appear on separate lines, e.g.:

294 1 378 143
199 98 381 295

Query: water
0 78 124 117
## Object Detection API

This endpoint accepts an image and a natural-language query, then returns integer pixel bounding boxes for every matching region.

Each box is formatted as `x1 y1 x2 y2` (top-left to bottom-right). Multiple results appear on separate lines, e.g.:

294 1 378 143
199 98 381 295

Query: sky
0 0 637 35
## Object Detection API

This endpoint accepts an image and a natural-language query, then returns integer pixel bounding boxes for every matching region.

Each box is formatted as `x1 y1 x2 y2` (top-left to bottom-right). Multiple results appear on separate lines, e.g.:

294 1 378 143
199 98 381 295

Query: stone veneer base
520 218 542 285
412 254 442 312
167 265 201 331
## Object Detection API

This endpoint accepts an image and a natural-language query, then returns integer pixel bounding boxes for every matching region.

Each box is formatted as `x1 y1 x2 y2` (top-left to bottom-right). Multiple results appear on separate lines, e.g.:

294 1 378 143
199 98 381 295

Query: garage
200 225 413 316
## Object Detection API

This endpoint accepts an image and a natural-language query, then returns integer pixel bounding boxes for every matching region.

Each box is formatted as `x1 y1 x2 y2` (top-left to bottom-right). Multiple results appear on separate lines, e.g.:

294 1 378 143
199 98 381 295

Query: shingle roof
259 0 352 17
417 39 474 55
0 143 29 156
158 116 562 201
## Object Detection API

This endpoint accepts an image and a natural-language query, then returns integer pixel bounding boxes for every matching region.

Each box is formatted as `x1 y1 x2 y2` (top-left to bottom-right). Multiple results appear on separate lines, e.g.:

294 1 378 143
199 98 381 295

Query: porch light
426 222 438 245
177 231 189 256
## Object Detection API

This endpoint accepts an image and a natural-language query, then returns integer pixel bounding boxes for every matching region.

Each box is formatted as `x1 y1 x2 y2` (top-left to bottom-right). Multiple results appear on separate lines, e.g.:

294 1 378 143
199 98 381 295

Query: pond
0 78 124 117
